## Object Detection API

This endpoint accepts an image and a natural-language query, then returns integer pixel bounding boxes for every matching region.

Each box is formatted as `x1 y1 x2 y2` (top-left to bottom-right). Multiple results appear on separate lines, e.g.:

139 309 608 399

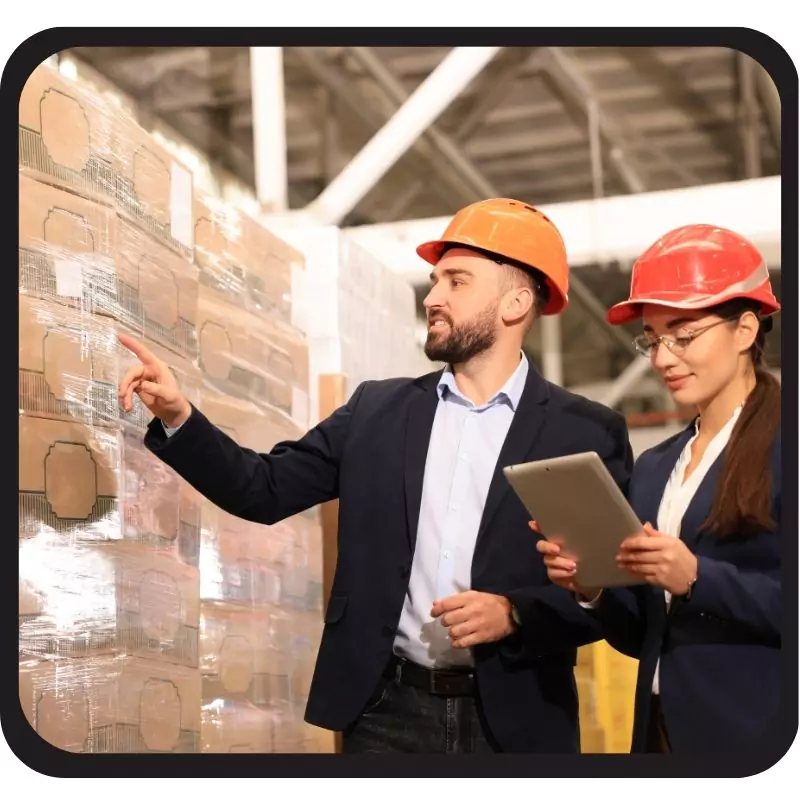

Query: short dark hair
442 243 550 318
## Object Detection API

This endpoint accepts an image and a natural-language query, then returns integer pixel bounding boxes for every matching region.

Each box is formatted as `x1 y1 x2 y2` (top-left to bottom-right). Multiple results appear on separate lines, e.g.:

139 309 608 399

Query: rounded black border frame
3 26 797 779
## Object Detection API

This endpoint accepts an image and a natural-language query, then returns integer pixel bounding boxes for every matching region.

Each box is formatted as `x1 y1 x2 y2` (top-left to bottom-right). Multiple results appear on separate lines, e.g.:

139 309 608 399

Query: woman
535 224 782 754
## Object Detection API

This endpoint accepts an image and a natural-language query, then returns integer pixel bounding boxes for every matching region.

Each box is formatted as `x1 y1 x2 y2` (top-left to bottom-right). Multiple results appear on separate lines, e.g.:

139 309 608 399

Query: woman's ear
735 310 760 353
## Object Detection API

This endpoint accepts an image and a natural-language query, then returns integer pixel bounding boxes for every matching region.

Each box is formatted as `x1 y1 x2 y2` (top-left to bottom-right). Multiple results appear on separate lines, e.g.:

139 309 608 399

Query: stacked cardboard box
18 62 330 754
18 63 203 753
188 194 329 752
278 226 426 425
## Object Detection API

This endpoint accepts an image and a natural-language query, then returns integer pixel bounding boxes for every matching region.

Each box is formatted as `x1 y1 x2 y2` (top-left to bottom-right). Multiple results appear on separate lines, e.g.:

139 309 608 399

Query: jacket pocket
325 592 348 624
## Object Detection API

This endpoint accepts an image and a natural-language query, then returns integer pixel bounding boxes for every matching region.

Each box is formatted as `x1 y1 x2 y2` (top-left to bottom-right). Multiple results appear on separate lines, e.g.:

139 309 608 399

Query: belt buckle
429 670 465 696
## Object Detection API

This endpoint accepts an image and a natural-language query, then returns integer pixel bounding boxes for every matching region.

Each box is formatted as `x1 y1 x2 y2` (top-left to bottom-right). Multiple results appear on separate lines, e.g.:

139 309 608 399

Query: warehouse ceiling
68 46 780 221
65 45 782 407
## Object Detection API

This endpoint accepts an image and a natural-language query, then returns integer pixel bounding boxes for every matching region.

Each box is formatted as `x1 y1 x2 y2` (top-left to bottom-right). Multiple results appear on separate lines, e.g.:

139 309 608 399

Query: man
119 198 634 754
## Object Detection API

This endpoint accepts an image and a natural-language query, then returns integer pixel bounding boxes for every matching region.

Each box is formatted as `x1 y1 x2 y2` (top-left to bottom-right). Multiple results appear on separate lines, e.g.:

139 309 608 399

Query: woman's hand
617 523 698 596
530 521 601 603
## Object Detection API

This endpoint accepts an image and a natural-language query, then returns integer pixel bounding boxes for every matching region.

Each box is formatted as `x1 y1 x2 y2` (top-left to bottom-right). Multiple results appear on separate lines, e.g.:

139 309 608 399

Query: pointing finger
118 333 158 366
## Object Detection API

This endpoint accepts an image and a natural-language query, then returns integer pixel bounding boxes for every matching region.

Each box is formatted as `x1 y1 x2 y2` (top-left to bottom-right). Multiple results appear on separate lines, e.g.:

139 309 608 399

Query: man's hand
617 523 698 596
117 334 192 428
531 521 600 602
431 590 516 649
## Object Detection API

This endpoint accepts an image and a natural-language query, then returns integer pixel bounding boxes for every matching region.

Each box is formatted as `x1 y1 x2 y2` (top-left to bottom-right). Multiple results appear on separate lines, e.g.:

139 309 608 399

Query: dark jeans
342 670 502 754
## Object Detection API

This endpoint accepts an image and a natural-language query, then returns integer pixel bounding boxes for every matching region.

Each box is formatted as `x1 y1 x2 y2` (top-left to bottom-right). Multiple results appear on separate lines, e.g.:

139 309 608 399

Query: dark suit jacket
144 360 634 753
590 423 782 754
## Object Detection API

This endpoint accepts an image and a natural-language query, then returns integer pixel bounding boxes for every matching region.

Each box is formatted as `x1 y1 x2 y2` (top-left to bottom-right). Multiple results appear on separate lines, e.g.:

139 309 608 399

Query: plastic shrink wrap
277 225 427 424
19 62 327 754
191 201 323 749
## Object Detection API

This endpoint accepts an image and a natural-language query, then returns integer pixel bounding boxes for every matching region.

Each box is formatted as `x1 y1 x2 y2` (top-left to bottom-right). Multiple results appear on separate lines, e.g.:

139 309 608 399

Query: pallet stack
17 61 329 753
18 62 204 753
189 195 329 753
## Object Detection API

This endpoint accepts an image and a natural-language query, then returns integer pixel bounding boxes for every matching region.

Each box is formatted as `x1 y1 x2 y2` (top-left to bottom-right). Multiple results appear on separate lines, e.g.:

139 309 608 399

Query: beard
424 303 498 365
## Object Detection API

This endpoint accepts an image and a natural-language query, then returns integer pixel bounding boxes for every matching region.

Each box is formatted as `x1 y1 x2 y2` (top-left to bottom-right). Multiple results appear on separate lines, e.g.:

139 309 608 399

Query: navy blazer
591 423 782 754
144 360 634 753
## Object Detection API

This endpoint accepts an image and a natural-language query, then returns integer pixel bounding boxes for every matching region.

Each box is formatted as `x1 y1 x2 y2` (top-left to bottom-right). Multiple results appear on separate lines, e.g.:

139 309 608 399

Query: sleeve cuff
576 589 603 610
162 419 186 437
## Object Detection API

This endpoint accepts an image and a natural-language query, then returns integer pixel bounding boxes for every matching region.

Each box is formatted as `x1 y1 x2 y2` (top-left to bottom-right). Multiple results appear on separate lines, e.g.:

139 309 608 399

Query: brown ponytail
702 300 781 537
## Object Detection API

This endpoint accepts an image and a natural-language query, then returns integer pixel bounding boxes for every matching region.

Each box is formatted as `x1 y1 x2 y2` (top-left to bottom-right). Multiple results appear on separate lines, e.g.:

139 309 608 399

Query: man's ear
502 287 534 326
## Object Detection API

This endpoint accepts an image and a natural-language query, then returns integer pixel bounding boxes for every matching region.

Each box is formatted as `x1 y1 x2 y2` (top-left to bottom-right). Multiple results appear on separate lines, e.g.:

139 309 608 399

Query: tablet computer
503 451 646 589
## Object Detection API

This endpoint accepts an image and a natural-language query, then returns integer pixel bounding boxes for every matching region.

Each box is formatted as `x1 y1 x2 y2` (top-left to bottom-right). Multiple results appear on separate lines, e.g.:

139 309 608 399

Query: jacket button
381 626 395 638
399 566 410 580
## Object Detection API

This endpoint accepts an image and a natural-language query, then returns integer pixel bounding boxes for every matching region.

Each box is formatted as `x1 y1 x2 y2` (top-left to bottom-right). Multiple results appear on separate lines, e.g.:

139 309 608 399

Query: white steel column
250 47 289 212
540 315 564 386
599 356 652 410
306 47 502 226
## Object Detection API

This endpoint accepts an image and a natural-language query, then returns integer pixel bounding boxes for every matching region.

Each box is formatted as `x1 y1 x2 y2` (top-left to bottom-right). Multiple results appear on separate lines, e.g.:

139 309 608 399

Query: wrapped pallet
188 194 329 753
276 225 425 424
18 65 204 751
18 61 331 755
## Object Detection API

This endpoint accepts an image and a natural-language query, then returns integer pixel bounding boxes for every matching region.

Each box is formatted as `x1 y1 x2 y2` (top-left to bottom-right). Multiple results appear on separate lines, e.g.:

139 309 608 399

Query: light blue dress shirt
393 354 529 669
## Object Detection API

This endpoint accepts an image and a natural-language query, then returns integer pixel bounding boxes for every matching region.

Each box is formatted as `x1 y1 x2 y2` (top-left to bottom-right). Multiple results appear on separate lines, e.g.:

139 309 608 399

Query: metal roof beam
542 47 646 194
292 47 478 211
304 47 502 226
347 46 497 200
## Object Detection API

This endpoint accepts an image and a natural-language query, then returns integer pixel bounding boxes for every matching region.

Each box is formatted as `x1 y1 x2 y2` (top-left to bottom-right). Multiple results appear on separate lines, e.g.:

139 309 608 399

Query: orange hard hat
606 224 781 326
416 198 570 315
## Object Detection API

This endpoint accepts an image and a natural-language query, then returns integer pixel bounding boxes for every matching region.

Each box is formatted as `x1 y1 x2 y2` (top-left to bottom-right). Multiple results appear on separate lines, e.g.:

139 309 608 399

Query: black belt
384 655 476 697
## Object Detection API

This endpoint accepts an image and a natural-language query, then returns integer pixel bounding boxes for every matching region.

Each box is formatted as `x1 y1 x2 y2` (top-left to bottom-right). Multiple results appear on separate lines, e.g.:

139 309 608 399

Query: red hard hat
606 224 781 326
416 198 570 315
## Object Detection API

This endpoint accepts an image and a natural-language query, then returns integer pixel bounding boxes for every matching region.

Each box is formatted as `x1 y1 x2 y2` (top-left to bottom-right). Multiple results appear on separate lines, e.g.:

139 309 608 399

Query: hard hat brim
606 294 782 327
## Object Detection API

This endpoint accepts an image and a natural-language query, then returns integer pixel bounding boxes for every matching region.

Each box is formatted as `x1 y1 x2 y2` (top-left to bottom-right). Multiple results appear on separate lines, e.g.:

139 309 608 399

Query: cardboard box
19 539 200 667
197 288 309 423
19 294 119 427
114 219 199 359
18 415 121 541
193 194 303 323
112 115 194 260
19 655 200 753
19 64 117 204
198 387 304 454
121 427 201 566
18 173 117 315
17 414 199 564
199 603 292 708
19 64 195 260
200 699 277 753
199 507 281 607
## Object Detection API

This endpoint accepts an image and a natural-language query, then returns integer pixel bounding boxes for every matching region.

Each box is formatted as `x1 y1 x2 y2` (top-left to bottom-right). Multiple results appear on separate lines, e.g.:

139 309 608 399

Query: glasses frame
633 316 739 358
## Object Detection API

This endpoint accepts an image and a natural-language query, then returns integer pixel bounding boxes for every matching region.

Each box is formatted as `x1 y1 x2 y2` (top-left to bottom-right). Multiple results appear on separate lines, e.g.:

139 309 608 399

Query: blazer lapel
636 425 695 528
403 371 441 551
474 361 550 549
678 450 725 547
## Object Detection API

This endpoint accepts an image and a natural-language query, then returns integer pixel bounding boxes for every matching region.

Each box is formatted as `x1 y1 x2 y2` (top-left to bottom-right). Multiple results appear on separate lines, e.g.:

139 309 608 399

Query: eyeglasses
633 317 737 358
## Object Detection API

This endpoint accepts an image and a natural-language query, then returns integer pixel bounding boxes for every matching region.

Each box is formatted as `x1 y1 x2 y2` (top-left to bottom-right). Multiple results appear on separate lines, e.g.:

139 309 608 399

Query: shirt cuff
162 419 185 437
576 590 603 609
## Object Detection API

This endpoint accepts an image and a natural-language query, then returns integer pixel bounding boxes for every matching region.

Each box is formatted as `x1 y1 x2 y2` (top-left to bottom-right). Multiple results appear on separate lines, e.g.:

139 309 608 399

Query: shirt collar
437 353 529 411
